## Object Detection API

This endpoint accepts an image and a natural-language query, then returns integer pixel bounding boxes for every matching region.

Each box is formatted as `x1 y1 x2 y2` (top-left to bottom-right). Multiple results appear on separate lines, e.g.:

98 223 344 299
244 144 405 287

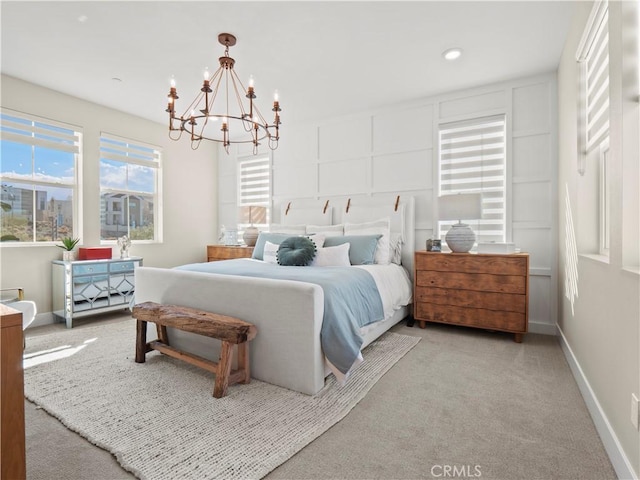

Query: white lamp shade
239 205 267 225
438 193 482 221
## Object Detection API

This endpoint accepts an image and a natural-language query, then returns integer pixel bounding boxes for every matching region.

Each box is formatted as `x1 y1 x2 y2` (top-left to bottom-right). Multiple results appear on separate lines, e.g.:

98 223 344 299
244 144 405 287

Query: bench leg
237 342 251 384
135 320 147 363
156 324 169 345
213 341 234 398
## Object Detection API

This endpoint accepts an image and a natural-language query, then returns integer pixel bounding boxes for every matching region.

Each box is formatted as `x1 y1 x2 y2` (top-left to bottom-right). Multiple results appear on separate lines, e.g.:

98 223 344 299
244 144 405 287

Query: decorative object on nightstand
239 205 267 247
438 193 482 253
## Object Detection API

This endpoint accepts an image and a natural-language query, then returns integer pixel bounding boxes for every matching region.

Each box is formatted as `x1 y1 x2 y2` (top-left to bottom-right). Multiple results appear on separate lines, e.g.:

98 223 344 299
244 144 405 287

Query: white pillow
311 243 351 267
344 218 391 264
389 233 404 265
270 223 306 235
263 241 279 264
306 233 326 249
306 224 344 237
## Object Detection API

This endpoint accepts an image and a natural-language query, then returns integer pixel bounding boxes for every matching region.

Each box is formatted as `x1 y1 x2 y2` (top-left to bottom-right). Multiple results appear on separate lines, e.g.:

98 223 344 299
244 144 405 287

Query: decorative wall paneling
218 73 558 333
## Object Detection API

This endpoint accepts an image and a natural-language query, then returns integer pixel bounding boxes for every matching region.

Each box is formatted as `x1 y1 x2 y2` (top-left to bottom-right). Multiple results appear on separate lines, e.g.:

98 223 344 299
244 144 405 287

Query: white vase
243 226 259 247
62 250 78 262
445 223 476 253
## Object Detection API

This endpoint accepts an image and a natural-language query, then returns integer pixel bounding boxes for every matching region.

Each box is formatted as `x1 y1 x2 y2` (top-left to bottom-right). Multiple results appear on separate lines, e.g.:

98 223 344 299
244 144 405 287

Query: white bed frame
134 195 414 395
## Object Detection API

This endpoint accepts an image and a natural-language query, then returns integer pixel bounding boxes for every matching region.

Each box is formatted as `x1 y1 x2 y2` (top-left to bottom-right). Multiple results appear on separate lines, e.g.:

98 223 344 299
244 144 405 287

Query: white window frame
237 154 271 234
437 114 507 247
599 138 610 256
576 0 609 175
99 133 162 244
0 108 83 245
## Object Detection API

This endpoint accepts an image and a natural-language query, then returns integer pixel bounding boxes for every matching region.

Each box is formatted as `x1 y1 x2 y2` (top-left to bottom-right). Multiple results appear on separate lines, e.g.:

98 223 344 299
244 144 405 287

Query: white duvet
326 263 413 384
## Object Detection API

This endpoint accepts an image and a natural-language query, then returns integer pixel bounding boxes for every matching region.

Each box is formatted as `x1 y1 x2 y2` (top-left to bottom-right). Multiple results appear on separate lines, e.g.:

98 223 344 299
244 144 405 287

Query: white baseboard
29 311 56 329
528 320 558 336
558 326 638 480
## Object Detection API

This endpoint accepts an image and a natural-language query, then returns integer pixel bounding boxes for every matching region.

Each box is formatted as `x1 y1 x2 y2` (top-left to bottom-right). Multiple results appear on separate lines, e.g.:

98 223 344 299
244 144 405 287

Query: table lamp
239 205 267 247
438 193 482 253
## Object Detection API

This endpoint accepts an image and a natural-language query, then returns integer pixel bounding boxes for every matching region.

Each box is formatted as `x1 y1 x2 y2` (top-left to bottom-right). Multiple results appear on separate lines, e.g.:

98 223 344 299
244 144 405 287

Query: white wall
219 72 559 335
0 75 219 324
557 1 639 478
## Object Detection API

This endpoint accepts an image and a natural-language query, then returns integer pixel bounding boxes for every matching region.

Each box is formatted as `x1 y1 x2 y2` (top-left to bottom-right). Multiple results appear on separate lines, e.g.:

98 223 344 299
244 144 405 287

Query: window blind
0 111 81 157
238 156 270 206
577 1 609 154
100 134 161 168
438 115 506 244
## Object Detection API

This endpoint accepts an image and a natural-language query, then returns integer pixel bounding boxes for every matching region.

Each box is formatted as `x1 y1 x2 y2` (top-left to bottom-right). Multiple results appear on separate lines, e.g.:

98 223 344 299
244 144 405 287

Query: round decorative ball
445 223 476 253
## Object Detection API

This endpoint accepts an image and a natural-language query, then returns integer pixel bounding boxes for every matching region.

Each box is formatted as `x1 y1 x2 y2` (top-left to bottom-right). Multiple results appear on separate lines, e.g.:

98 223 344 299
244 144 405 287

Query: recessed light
443 48 463 61
78 15 88 23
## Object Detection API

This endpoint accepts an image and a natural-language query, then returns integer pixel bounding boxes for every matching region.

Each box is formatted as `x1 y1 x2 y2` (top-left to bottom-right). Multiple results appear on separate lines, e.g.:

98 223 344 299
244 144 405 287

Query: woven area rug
24 320 420 480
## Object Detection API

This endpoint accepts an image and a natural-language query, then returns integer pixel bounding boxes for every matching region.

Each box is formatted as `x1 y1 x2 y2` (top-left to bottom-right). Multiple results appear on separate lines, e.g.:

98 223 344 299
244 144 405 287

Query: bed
134 196 414 395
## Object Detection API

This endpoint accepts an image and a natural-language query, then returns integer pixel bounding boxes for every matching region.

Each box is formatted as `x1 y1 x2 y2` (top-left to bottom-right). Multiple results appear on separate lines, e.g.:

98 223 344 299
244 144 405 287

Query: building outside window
99 133 162 242
0 109 82 243
438 114 507 245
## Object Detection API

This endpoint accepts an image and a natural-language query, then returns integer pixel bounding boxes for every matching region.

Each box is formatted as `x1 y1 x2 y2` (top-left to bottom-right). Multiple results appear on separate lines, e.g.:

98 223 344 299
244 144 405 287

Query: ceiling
1 1 576 126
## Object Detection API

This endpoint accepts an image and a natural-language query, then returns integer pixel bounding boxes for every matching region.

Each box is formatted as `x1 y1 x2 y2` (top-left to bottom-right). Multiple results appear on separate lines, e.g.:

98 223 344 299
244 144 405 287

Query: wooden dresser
414 251 529 342
1 304 26 480
207 245 254 262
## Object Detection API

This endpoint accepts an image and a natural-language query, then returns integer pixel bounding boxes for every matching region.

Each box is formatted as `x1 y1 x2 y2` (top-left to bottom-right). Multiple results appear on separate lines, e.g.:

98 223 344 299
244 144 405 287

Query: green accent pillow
277 236 317 266
324 234 382 265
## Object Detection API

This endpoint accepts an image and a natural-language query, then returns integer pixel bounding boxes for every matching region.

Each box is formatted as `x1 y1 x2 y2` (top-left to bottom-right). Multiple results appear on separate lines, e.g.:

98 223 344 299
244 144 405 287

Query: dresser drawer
416 270 526 295
415 253 527 276
415 302 526 332
73 263 108 276
110 261 136 272
415 286 526 314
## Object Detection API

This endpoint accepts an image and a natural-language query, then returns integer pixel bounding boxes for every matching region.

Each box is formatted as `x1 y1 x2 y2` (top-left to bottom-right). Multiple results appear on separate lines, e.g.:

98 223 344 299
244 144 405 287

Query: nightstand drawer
207 245 254 261
416 302 526 332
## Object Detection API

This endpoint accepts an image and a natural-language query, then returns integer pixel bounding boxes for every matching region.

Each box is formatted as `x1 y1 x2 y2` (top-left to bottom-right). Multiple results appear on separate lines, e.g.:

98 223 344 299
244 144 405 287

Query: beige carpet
23 319 420 480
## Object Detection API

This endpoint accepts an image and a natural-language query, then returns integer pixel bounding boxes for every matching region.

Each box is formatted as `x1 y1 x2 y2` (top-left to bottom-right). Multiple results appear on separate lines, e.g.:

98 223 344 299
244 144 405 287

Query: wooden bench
132 302 257 398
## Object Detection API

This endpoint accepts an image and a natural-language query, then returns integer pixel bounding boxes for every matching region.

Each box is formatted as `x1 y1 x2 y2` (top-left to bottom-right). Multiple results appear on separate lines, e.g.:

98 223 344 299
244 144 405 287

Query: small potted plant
57 237 80 262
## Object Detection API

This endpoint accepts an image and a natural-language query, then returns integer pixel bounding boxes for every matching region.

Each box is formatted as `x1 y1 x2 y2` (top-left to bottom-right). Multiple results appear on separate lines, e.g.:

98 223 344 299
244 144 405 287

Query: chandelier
166 33 281 154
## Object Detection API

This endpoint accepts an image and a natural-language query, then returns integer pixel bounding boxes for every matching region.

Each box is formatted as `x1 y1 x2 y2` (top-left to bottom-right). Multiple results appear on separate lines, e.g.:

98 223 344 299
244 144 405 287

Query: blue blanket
175 260 384 374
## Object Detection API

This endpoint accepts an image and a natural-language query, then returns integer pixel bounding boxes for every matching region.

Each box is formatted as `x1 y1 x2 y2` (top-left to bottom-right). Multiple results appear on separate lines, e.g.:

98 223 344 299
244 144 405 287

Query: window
577 0 609 173
237 155 270 231
0 109 82 243
99 134 161 242
438 115 507 245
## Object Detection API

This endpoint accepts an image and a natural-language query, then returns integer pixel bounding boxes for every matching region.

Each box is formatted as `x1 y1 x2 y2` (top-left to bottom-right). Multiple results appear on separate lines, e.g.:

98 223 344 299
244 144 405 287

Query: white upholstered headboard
274 196 415 276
